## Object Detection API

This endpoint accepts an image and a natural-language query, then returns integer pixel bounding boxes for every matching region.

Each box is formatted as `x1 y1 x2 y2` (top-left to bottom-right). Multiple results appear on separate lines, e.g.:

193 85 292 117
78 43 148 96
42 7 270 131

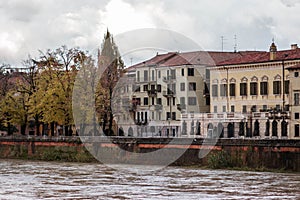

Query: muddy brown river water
0 159 299 199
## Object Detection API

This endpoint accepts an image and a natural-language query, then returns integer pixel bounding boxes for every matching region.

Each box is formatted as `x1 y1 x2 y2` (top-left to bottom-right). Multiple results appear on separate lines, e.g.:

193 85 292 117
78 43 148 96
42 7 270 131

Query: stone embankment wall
0 137 299 171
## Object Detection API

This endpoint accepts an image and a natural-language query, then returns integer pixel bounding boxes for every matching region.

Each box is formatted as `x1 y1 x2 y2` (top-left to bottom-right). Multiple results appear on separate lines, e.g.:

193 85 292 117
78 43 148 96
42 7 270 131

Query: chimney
291 44 298 50
269 42 277 60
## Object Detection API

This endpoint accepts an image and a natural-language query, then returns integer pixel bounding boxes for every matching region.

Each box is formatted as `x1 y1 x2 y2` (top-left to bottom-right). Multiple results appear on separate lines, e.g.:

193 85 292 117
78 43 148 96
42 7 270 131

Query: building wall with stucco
288 66 300 139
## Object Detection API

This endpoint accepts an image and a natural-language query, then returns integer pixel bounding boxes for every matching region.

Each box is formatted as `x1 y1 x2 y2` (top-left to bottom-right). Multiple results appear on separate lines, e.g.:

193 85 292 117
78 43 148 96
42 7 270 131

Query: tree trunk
64 125 69 136
108 111 114 136
35 115 40 136
7 122 12 136
50 122 55 136
108 89 113 136
21 123 26 135
103 113 107 135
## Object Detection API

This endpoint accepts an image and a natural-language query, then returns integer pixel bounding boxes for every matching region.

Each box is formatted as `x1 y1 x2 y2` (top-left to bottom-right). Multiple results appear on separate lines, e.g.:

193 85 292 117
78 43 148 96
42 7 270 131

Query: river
0 159 299 199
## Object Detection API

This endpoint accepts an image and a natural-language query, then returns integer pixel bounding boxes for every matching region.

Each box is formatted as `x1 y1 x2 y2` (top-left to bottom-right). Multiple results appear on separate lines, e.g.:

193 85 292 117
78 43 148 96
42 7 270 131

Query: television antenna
234 34 237 53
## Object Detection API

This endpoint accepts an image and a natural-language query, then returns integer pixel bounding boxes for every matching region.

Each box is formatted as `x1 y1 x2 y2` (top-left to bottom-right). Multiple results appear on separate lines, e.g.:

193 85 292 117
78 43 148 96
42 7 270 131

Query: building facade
114 51 259 137
287 64 300 139
210 43 300 139
113 43 300 139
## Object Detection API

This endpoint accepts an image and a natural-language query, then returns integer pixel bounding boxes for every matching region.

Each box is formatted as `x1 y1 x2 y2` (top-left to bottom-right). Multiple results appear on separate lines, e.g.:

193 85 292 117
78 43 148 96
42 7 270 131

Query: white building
114 51 258 137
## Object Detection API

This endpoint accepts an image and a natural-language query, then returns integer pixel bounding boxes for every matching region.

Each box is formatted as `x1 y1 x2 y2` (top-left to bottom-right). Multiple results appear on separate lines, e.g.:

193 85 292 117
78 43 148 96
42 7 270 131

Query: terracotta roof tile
127 51 261 69
218 48 300 66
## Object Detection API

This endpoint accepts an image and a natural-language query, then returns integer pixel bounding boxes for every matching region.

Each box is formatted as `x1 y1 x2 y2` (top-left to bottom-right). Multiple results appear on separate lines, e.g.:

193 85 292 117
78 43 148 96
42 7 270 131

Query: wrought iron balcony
134 119 148 126
163 90 176 97
162 76 176 83
155 105 163 111
147 89 157 97
177 104 186 111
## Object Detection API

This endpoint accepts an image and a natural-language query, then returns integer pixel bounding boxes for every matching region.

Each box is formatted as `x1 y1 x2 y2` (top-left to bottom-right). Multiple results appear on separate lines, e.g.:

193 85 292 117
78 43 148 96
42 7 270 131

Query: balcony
155 105 163 111
147 89 157 97
177 104 186 111
163 90 176 97
134 119 148 126
162 76 176 83
203 89 210 97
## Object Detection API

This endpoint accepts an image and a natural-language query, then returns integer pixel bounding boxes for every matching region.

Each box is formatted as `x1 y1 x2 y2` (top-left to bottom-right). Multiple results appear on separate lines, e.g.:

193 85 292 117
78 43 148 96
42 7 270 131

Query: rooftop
218 46 300 66
126 43 300 70
127 50 262 70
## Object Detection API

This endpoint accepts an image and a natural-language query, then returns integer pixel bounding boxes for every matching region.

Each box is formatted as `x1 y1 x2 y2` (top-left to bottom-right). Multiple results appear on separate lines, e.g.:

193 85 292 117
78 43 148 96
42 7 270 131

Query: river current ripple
0 159 299 199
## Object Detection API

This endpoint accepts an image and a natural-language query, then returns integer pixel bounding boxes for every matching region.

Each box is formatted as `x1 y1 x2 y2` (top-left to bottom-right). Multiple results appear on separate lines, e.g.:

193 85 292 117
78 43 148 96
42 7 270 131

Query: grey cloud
0 0 109 65
0 0 300 66
281 0 300 7
0 0 41 22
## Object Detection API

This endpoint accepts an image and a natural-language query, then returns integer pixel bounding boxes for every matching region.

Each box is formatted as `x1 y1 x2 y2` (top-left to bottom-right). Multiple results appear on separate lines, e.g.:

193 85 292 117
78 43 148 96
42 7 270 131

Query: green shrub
207 150 234 169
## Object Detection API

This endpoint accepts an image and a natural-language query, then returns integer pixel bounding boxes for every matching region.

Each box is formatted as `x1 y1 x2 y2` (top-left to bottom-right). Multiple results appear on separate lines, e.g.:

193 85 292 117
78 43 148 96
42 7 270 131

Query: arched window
128 127 133 137
240 77 248 96
273 75 281 95
182 121 187 135
229 78 236 97
207 123 213 138
213 127 218 138
212 79 218 97
261 75 269 82
250 76 258 95
272 120 278 136
228 123 234 138
220 79 228 97
196 120 201 135
190 120 195 135
265 120 270 136
281 120 288 137
118 127 124 136
217 123 224 138
150 126 155 133
230 78 236 83
251 76 258 82
239 120 245 136
254 120 260 136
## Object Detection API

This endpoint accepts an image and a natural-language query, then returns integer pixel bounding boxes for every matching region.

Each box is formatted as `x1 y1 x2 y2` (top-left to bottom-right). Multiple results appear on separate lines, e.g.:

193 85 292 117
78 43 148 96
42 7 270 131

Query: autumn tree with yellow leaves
30 46 85 136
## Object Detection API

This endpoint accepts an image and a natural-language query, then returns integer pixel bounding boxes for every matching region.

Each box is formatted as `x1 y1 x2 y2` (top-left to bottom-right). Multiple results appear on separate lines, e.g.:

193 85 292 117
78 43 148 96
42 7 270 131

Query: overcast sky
1 0 300 66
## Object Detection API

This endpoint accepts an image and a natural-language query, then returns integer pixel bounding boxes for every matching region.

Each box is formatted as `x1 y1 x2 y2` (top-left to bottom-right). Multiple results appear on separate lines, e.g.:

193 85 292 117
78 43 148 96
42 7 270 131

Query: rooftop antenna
221 36 227 52
234 34 237 53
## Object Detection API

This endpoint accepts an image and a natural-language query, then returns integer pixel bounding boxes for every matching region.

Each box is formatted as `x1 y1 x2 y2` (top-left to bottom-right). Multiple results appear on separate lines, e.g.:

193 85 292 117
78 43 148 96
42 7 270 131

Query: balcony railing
163 90 176 97
134 119 148 126
147 89 157 97
177 104 186 111
162 76 176 83
155 105 163 111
